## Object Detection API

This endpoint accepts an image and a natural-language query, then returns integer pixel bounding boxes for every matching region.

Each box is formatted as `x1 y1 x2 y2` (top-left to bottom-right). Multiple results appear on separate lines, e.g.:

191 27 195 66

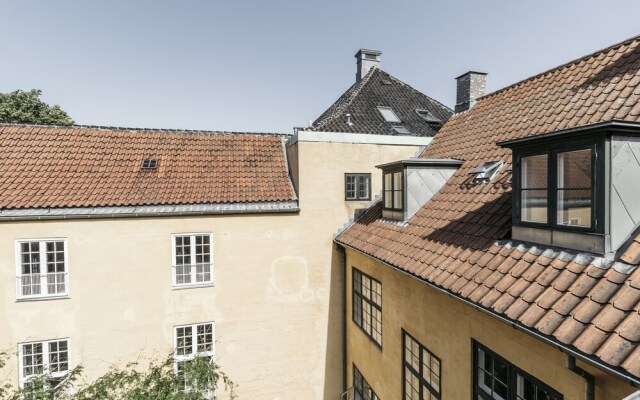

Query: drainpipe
567 355 595 400
338 244 348 392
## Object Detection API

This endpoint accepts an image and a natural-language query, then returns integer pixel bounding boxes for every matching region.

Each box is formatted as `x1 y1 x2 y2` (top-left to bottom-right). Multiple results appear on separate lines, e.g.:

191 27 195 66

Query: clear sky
1 1 639 133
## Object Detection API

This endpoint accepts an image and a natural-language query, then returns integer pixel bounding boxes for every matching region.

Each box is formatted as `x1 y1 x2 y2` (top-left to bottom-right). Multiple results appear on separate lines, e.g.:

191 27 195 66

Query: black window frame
382 168 404 212
352 267 382 348
353 363 380 400
513 137 605 234
345 173 372 201
473 341 563 400
402 329 441 400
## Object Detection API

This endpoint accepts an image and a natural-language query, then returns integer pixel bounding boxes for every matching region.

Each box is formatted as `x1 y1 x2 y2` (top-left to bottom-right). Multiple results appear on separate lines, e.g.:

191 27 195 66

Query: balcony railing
172 263 213 286
17 272 68 299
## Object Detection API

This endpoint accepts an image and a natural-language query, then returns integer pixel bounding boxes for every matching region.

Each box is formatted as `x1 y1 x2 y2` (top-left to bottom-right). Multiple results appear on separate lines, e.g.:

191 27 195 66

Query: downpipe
567 355 595 400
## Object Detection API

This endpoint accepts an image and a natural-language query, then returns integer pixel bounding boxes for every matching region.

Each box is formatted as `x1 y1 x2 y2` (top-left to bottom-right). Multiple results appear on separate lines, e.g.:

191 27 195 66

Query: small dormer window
469 160 503 184
377 106 401 123
141 159 158 169
416 109 442 124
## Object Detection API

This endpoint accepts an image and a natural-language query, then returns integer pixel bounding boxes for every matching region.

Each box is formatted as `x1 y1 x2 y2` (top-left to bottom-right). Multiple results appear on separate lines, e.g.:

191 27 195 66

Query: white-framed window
15 239 68 300
19 339 70 388
172 233 213 287
174 322 215 386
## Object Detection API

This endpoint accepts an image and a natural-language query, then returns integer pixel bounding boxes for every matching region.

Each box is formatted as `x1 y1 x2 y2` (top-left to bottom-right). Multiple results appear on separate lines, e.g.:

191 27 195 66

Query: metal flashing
0 201 300 221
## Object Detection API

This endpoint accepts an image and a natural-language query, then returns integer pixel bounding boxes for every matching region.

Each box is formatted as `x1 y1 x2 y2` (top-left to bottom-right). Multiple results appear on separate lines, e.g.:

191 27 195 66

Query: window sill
16 295 70 303
172 283 215 291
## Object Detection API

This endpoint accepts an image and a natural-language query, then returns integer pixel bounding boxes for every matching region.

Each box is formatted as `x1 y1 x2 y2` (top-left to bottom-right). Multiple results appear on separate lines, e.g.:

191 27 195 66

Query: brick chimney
355 49 381 83
455 71 487 113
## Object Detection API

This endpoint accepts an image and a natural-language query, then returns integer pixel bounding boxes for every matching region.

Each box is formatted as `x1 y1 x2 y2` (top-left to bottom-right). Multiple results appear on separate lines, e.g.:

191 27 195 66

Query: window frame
15 238 69 300
473 341 563 400
345 173 372 201
352 267 383 348
18 338 71 388
171 233 214 288
382 168 404 212
353 363 380 400
513 137 604 234
402 329 441 400
377 106 401 123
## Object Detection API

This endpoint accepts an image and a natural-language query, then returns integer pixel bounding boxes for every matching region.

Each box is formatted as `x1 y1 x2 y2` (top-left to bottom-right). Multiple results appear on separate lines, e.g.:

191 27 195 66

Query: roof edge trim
376 158 464 169
0 123 291 137
497 120 640 148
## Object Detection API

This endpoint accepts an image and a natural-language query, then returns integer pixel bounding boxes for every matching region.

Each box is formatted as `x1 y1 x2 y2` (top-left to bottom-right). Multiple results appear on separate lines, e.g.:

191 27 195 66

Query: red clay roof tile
337 35 640 381
0 125 296 208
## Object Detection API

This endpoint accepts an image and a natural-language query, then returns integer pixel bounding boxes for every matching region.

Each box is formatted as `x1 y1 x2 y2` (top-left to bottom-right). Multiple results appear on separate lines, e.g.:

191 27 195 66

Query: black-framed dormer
377 159 463 221
499 120 640 255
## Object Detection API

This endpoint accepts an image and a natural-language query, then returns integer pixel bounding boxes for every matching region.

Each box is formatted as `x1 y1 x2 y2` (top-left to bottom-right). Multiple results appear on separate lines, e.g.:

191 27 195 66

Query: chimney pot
455 71 487 113
355 49 382 83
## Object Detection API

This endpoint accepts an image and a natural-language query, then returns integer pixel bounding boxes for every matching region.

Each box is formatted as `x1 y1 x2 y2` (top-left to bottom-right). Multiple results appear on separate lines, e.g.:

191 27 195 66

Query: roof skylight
377 106 401 123
141 159 158 170
469 160 504 184
416 109 442 124
392 126 411 135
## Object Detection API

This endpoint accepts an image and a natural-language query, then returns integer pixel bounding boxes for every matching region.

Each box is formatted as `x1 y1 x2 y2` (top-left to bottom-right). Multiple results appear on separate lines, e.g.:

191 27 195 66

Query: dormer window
377 106 401 123
378 159 463 221
496 122 633 254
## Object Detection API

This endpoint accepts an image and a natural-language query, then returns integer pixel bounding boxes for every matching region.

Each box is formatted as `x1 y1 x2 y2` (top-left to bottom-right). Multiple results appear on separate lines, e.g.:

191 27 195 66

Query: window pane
521 189 548 223
557 149 591 189
557 189 592 227
521 154 548 189
393 172 403 190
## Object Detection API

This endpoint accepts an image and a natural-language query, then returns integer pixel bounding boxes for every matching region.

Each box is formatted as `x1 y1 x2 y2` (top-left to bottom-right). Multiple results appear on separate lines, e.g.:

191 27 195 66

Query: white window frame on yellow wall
18 338 71 389
171 233 214 288
15 238 69 300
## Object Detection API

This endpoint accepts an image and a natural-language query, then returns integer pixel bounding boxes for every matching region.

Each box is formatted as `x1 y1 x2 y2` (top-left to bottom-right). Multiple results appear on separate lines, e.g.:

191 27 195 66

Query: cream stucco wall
0 136 422 400
344 248 636 400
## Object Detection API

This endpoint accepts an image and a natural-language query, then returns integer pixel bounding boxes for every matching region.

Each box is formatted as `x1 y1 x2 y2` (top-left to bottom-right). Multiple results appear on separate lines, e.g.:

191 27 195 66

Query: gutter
335 240 640 387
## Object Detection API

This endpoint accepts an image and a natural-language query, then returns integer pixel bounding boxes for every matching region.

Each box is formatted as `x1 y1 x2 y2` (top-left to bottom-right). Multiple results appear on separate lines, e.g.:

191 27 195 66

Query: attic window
381 79 392 85
392 126 411 135
141 159 158 169
469 160 503 184
416 109 442 124
377 106 401 123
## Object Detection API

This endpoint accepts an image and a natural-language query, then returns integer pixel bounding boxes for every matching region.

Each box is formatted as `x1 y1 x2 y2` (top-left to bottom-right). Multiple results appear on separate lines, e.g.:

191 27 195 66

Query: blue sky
1 1 639 133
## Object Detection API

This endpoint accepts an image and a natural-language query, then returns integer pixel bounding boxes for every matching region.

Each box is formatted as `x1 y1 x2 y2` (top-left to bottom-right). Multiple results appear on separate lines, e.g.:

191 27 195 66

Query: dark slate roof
305 68 453 136
337 34 640 383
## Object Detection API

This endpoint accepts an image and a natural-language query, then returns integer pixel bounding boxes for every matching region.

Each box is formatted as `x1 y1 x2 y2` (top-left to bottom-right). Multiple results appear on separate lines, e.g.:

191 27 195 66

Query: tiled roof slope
306 68 453 136
0 124 296 209
337 35 640 382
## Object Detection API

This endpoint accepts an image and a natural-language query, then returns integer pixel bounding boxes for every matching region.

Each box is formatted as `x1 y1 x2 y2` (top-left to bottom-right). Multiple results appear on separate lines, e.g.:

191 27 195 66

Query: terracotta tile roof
305 68 453 136
337 35 640 381
0 124 296 209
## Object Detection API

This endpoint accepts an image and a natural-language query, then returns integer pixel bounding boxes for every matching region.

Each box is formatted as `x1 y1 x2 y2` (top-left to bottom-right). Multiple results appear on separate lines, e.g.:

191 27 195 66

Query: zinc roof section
306 68 453 136
336 35 640 381
0 124 296 209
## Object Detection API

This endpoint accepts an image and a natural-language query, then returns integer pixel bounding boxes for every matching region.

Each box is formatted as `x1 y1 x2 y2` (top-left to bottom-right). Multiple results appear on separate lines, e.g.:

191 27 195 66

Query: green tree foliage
0 352 236 400
0 89 74 125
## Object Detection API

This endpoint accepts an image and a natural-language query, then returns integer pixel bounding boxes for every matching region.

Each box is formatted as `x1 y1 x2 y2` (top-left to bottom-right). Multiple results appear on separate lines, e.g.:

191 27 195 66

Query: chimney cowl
455 71 487 113
355 49 382 83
